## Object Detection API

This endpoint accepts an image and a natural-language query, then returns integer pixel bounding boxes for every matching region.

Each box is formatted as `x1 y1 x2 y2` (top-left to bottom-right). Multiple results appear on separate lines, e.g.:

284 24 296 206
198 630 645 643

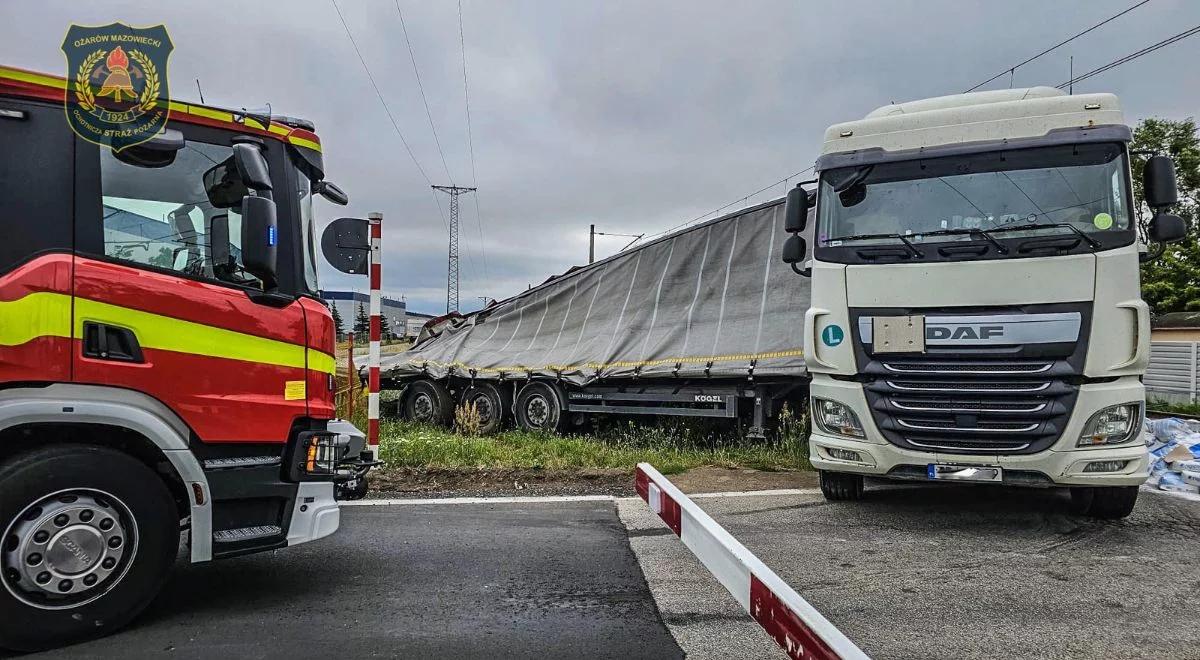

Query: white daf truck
781 86 1188 518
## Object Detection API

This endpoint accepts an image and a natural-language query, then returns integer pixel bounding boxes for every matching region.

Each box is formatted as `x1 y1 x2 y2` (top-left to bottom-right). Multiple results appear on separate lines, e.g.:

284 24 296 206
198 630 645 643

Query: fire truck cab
0 66 368 651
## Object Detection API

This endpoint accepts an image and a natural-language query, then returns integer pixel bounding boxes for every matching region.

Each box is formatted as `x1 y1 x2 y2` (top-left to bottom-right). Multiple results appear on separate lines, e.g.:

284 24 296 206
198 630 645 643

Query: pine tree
380 314 394 341
1132 118 1200 314
353 302 370 341
330 302 346 340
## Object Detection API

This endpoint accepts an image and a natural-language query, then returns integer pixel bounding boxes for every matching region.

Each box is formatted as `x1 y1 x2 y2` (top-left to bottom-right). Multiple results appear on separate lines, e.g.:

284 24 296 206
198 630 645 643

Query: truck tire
514 382 564 433
403 379 453 426
1069 486 1138 519
0 444 179 652
460 383 508 435
818 470 864 501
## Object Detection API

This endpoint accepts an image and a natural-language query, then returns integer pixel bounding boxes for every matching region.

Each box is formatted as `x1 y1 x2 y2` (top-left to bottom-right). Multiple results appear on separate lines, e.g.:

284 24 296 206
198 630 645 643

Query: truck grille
863 359 1077 455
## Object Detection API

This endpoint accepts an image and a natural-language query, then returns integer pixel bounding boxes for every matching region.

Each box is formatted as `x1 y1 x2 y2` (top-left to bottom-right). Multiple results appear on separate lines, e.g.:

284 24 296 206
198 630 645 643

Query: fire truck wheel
0 444 178 652
460 383 509 435
515 382 565 433
818 470 865 501
403 380 453 426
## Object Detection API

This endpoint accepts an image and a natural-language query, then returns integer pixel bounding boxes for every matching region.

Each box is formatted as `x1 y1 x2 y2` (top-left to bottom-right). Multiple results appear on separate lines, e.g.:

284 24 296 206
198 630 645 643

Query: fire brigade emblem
61 23 173 152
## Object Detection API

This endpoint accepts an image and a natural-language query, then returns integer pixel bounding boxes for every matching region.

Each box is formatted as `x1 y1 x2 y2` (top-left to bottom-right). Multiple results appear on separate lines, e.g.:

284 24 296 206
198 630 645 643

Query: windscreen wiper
830 232 925 258
915 228 1009 254
986 223 1101 250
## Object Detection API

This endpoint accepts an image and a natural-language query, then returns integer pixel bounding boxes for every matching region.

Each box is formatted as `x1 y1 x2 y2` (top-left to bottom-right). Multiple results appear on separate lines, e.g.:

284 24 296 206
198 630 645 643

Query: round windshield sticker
821 324 844 347
1093 212 1114 230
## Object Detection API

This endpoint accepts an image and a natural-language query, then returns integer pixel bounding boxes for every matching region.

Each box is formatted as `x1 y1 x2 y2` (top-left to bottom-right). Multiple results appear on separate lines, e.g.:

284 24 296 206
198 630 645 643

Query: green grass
374 413 812 475
1149 398 1200 417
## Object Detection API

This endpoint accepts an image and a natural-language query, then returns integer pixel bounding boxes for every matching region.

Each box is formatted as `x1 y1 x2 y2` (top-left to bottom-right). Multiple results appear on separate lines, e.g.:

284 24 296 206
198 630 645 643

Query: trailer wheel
0 444 178 652
1069 486 1138 519
818 470 864 501
403 380 454 426
460 383 508 435
515 382 564 433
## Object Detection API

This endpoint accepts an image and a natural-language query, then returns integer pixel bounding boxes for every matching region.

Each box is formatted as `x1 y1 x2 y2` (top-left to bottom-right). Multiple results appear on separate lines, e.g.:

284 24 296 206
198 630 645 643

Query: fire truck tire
818 470 865 501
460 383 509 435
403 379 454 426
0 444 178 652
514 382 565 433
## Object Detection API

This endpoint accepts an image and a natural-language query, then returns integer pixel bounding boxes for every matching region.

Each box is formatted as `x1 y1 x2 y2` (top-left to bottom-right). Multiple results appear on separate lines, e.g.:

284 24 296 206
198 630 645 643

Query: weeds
454 401 484 436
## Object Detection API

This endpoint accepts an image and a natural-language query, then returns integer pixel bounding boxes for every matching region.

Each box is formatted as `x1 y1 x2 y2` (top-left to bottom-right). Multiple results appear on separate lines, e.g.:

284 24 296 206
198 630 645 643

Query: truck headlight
813 398 865 439
1077 402 1142 447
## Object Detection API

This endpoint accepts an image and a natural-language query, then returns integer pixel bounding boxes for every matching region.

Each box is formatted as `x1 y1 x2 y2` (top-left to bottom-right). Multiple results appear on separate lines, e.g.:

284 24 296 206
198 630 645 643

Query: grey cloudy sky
3 0 1198 314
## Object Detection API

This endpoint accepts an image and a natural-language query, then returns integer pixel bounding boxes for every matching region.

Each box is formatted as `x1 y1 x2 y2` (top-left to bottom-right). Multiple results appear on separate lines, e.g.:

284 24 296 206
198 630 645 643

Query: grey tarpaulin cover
381 197 812 385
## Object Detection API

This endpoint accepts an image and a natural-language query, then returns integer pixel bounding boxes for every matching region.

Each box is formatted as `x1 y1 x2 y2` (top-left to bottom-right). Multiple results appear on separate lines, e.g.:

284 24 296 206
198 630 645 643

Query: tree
1132 117 1200 314
353 302 370 341
379 314 394 341
329 302 345 340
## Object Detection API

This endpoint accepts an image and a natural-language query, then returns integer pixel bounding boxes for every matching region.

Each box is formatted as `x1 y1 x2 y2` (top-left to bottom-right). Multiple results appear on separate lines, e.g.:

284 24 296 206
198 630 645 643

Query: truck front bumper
808 377 1149 488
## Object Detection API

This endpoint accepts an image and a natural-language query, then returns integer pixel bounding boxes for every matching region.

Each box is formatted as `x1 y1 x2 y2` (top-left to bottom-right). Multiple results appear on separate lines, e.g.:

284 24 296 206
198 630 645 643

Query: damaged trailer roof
382 196 813 386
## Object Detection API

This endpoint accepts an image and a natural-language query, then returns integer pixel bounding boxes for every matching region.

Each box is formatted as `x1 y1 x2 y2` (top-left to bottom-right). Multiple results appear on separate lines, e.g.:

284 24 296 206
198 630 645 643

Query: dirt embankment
367 466 818 499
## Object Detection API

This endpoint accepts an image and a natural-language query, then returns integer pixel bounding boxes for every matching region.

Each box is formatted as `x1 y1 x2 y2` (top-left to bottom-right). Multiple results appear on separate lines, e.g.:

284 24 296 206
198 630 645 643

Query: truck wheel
403 380 453 426
819 470 864 501
515 382 564 433
460 383 508 435
1070 486 1138 519
0 445 178 652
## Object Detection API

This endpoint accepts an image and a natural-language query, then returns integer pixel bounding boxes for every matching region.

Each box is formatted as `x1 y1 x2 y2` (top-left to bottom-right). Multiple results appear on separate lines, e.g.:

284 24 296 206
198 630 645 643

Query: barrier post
367 212 382 454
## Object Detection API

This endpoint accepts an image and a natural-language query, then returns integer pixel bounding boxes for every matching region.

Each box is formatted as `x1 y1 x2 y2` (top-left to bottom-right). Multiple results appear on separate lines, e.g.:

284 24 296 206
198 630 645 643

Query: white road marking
340 488 819 507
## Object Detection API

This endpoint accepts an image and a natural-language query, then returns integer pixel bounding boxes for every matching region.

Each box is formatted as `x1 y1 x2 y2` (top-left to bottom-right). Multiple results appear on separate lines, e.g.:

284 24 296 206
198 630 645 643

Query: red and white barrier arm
635 463 870 660
367 212 382 453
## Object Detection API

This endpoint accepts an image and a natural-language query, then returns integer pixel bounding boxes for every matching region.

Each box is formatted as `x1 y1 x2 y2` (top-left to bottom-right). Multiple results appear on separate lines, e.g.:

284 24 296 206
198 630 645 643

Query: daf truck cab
0 65 371 651
782 87 1188 518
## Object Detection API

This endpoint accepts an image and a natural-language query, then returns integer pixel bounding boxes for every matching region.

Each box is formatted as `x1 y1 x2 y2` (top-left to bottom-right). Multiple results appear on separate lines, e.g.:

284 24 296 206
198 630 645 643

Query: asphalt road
32 502 682 660
621 481 1200 660
20 482 1200 659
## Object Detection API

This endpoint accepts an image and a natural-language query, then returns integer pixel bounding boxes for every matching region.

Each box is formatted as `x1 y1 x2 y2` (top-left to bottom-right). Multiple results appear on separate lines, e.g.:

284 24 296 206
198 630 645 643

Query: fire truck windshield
296 173 320 293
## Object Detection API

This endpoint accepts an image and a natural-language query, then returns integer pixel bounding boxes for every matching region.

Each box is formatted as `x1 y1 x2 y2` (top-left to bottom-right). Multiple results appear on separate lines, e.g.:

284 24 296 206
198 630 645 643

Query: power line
641 166 815 244
458 0 489 279
329 0 450 236
330 0 433 187
395 0 455 184
1057 23 1200 89
963 0 1151 93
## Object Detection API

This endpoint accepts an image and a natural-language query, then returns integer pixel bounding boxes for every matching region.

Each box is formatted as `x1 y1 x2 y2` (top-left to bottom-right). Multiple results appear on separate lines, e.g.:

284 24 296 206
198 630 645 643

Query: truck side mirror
1143 155 1178 209
1149 212 1187 244
781 234 811 277
784 186 810 233
321 217 370 274
233 142 273 193
241 196 278 288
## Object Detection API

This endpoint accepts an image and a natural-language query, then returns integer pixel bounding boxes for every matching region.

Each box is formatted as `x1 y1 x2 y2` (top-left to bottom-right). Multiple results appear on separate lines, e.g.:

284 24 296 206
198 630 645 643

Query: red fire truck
0 65 371 651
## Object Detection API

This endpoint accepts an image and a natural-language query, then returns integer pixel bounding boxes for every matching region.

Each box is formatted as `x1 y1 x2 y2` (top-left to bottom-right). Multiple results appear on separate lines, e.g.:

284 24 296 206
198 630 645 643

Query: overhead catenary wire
395 0 455 185
1056 23 1200 89
329 0 450 234
962 0 1151 93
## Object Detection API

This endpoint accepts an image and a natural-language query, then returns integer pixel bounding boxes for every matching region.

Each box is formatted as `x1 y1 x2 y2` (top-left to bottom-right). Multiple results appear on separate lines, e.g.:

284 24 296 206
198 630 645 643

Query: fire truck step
203 456 283 469
213 525 284 543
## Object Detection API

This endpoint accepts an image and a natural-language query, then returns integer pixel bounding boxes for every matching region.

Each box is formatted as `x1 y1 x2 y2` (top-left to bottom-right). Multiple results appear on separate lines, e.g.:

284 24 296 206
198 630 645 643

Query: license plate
927 463 1003 482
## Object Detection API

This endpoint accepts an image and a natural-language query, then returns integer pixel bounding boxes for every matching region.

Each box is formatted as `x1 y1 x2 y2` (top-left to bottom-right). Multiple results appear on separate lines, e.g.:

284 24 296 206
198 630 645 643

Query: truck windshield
295 173 320 293
816 143 1132 254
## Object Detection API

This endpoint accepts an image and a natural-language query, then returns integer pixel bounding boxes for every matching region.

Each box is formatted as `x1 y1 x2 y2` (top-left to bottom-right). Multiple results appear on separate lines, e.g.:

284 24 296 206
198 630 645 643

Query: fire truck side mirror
314 180 349 206
241 196 278 288
233 143 273 193
321 217 370 275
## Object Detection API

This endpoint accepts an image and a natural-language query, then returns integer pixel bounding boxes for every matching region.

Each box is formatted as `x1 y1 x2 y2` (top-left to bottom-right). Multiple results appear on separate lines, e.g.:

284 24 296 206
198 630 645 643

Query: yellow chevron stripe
0 292 335 374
